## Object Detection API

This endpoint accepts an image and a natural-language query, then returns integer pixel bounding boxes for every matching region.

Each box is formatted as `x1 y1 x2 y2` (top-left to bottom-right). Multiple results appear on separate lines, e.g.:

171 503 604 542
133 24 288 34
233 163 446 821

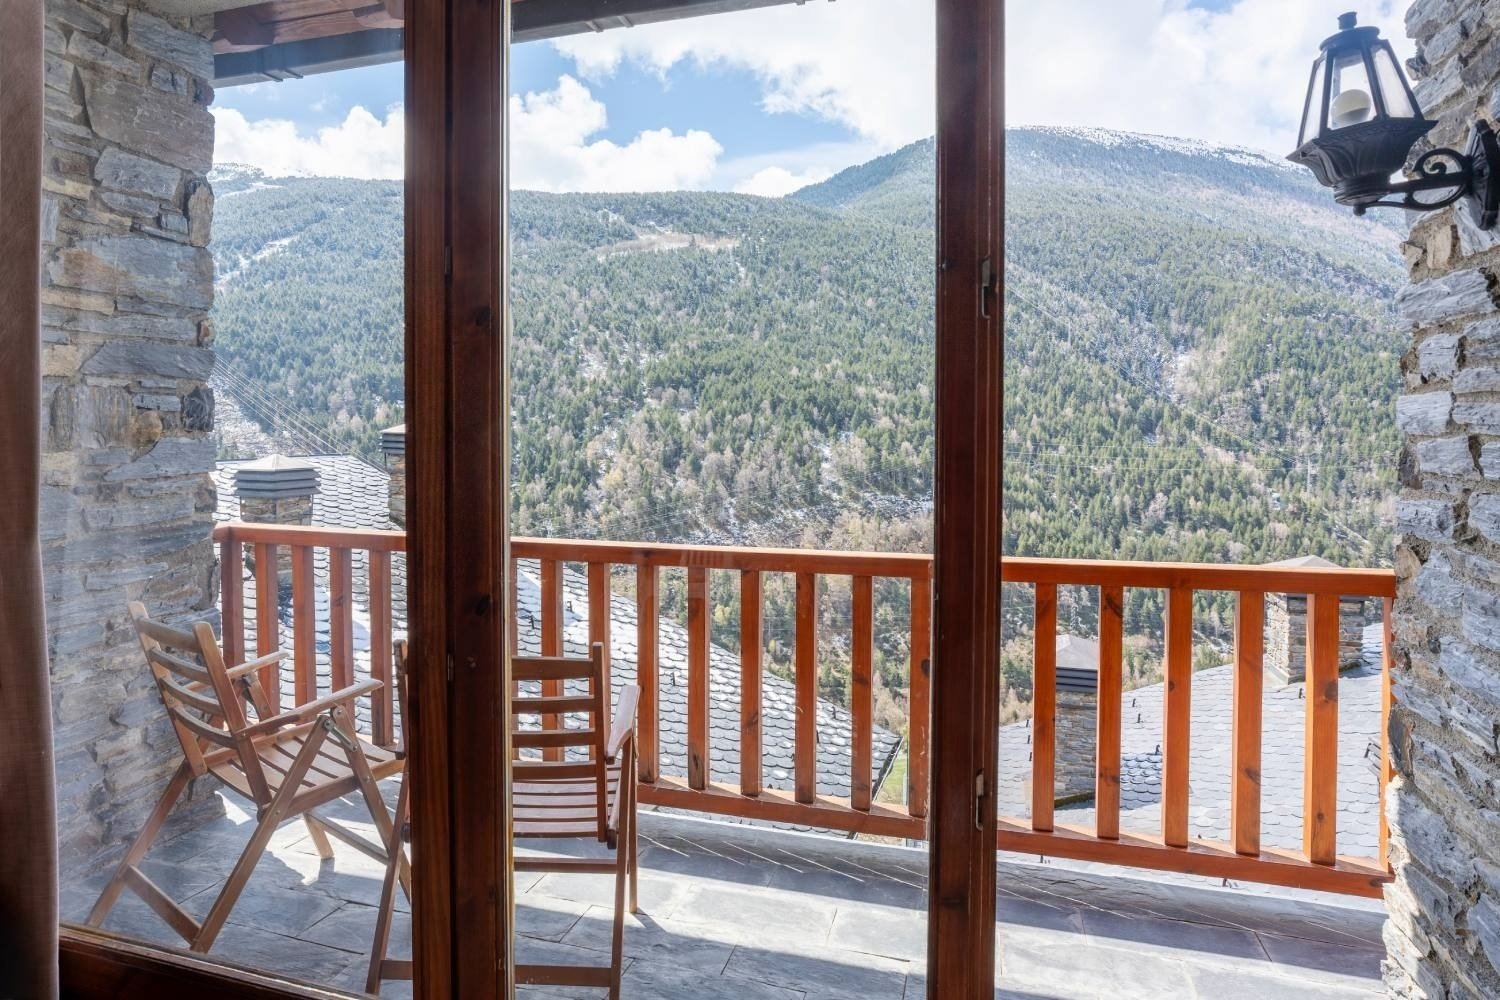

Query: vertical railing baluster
220 532 244 668
1031 583 1057 832
587 562 612 699
795 571 819 804
1381 594 1394 871
587 562 612 764
1162 587 1193 848
370 549 394 748
740 569 762 798
851 575 874 812
1304 592 1340 866
291 545 316 705
637 564 659 784
1096 585 1123 840
540 558 565 761
253 542 280 708
687 566 710 790
507 557 518 658
1231 591 1264 857
908 571 932 820
330 546 354 718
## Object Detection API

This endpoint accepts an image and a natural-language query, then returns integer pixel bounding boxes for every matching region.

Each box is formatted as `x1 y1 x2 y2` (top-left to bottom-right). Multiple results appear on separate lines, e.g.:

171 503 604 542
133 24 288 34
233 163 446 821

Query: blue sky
211 0 1413 191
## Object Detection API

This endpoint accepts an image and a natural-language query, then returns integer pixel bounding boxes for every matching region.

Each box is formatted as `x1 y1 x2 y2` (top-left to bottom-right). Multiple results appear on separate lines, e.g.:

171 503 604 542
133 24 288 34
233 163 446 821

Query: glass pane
1374 44 1418 118
48 0 412 988
1328 51 1376 129
1299 54 1325 145
507 0 935 993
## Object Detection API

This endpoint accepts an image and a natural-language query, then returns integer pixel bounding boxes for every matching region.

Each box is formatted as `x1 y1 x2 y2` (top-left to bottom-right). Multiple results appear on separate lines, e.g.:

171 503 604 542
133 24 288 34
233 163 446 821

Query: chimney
233 455 320 584
381 424 405 528
1263 556 1368 686
1051 634 1099 805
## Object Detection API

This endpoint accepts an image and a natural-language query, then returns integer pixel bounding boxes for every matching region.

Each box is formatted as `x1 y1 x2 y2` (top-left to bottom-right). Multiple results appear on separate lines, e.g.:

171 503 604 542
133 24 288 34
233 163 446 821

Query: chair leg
86 762 194 929
303 813 335 860
610 791 631 1000
628 760 639 915
192 722 331 952
331 704 409 897
367 773 411 993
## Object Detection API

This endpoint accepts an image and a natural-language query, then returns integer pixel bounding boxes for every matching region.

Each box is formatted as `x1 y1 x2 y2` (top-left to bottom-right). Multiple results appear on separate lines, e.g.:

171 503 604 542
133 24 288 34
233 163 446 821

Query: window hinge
446 652 454 684
979 256 996 320
975 769 987 830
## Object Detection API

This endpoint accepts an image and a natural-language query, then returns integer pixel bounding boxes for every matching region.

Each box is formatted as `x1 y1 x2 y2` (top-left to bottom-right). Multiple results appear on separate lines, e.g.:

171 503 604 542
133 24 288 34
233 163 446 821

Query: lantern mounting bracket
1346 120 1500 229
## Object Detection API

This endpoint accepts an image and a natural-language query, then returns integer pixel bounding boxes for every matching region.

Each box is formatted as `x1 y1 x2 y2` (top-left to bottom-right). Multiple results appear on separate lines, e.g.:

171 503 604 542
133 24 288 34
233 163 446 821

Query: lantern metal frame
1287 12 1500 230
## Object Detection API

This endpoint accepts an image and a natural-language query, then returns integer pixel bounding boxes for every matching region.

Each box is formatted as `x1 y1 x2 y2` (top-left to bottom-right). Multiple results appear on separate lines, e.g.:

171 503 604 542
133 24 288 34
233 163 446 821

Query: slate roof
997 626 1386 861
213 455 903 809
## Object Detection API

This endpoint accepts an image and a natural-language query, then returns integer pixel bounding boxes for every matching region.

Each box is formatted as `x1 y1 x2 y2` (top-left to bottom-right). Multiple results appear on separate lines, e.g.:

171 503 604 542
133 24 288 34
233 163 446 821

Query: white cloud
214 76 724 192
1007 0 1413 155
213 105 405 179
551 0 937 150
733 165 834 197
551 0 1415 158
509 75 723 191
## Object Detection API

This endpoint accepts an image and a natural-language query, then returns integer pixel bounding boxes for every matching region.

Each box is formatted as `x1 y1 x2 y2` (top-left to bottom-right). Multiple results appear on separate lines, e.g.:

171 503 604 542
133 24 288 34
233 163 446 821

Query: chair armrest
606 684 641 761
225 650 288 680
243 679 383 737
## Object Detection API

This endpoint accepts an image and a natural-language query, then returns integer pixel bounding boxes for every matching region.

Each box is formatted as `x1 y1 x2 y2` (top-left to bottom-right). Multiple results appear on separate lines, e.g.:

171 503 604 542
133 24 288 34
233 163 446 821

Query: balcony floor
65 787 1387 999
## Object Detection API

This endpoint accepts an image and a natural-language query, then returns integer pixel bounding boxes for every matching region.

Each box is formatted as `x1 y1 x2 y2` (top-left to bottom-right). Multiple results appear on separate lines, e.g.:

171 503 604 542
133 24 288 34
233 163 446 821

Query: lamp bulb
1330 87 1373 128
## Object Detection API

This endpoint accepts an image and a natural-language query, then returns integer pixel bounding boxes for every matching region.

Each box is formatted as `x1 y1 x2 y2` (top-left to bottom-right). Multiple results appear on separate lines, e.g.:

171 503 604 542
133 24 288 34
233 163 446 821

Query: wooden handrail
214 519 1398 897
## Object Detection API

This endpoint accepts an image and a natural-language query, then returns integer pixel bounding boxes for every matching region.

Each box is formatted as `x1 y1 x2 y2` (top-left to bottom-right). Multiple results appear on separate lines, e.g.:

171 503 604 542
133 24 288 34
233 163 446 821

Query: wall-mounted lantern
1288 11 1500 229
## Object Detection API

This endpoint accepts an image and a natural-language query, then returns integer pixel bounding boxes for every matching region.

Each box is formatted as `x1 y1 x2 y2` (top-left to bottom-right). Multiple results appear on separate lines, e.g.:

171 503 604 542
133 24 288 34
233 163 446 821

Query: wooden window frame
61 0 1000 993
927 0 1003 996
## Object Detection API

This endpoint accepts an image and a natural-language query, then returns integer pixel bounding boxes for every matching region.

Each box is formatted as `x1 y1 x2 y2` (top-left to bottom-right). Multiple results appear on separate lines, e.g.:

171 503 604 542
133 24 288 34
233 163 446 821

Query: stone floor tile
671 883 839 944
1079 907 1269 964
827 903 926 962
724 940 909 1000
1256 933 1386 988
302 901 405 955
1189 964 1384 999
1001 937 1194 999
623 961 806 1000
209 922 360 983
561 905 739 975
528 868 685 915
516 893 592 943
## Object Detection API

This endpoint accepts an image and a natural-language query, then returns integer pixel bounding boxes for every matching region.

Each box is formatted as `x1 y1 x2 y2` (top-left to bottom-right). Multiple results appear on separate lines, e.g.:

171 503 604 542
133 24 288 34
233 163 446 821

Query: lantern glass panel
1298 53 1324 146
1372 44 1416 119
1327 51 1375 130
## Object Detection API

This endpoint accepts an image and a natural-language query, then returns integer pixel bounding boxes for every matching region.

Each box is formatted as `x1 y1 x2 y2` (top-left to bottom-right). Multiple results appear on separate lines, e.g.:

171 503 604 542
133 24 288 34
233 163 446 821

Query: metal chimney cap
380 424 406 457
233 454 320 500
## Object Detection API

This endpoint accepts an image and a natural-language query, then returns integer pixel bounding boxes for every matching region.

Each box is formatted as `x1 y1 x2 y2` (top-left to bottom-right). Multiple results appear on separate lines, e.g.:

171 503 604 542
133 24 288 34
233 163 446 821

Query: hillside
208 127 1405 721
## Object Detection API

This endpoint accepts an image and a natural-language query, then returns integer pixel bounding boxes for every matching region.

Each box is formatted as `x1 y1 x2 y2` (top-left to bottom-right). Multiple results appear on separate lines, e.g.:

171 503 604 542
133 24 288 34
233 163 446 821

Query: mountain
208 127 1405 717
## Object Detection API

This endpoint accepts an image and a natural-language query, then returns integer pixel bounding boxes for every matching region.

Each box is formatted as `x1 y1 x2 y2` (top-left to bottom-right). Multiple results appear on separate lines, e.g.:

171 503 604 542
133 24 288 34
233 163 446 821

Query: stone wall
1389 1 1500 995
41 0 220 870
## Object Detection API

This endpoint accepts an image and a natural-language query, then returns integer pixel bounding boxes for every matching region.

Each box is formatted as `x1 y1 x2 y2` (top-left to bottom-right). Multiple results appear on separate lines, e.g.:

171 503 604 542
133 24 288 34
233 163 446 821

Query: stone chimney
1052 634 1099 804
233 455 320 584
381 424 405 527
1262 555 1367 687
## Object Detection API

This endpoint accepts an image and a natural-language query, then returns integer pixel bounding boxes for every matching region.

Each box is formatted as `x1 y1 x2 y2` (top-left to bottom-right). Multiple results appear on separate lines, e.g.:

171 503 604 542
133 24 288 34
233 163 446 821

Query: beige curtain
0 0 59 995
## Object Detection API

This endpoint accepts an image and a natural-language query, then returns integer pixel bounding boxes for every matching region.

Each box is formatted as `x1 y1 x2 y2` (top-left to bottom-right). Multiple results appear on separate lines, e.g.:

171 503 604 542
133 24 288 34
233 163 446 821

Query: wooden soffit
212 0 809 86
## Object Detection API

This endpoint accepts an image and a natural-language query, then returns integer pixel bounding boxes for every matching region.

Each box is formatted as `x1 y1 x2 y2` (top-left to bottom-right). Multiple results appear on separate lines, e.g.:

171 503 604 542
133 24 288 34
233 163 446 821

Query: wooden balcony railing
213 521 1396 897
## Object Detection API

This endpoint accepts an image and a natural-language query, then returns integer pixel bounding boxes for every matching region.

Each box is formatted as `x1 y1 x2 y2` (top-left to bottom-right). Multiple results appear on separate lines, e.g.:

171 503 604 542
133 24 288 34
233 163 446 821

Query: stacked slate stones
1389 0 1500 995
40 0 221 870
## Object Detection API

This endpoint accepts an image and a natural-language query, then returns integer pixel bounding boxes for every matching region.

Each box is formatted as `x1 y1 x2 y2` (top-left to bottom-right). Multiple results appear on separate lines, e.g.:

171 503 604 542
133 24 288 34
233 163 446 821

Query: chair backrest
128 601 275 803
511 643 609 837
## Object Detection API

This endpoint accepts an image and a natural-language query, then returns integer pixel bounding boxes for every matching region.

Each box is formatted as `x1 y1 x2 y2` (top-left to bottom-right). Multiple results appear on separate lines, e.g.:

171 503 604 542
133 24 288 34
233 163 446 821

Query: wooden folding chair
369 641 640 999
86 601 407 953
